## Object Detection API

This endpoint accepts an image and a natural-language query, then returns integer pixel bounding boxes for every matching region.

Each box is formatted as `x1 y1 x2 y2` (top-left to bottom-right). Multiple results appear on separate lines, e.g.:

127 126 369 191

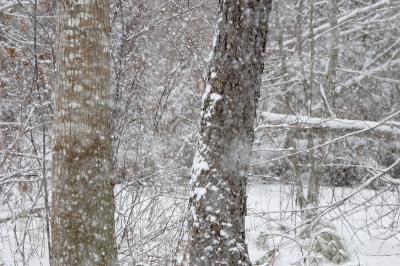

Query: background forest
1 0 400 265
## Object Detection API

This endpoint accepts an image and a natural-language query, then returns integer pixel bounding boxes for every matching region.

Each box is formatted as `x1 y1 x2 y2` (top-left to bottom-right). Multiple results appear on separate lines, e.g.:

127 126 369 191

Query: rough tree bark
51 0 117 265
189 1 272 265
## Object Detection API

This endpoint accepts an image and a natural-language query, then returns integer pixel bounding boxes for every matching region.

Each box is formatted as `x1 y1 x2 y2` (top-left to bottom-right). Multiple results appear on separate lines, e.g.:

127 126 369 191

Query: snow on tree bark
51 0 117 265
189 0 272 265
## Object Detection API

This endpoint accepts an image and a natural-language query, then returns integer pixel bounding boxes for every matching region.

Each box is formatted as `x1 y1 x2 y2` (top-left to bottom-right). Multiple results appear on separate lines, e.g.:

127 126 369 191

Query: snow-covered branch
0 207 44 224
258 112 400 137
283 0 390 47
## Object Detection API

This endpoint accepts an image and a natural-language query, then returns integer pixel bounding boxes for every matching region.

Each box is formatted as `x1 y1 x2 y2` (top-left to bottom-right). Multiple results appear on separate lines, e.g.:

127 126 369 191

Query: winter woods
1 0 400 265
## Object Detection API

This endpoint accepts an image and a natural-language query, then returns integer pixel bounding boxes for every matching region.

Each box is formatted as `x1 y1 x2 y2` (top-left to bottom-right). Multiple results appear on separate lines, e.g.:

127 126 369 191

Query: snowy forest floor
247 183 400 266
1 182 400 265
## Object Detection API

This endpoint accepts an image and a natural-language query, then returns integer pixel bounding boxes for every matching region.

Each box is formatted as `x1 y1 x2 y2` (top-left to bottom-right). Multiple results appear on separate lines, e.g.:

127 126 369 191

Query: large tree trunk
51 0 117 265
189 1 272 265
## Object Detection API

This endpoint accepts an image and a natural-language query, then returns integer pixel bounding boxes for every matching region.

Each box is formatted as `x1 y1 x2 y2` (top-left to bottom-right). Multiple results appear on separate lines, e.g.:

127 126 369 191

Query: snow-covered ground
1 183 400 265
247 183 400 266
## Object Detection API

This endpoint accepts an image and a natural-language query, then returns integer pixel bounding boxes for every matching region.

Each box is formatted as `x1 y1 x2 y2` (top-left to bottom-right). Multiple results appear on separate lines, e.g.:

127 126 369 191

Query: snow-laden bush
301 221 350 265
254 248 278 266
312 228 349 264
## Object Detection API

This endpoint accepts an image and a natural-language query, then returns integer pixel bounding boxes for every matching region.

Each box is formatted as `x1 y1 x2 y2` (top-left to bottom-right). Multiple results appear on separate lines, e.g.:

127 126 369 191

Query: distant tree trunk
306 0 320 208
189 1 272 265
274 0 307 209
51 0 117 265
327 0 339 108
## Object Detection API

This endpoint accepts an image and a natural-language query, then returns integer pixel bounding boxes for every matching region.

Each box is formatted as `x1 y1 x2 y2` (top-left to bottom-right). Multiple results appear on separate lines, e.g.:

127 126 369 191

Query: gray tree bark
306 0 319 207
327 0 339 108
189 1 272 265
51 0 117 265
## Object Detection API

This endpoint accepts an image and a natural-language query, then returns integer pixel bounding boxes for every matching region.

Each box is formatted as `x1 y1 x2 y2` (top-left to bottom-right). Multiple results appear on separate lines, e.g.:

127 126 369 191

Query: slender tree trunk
293 0 311 211
189 1 272 265
51 0 117 265
327 0 339 108
306 0 319 207
275 1 306 208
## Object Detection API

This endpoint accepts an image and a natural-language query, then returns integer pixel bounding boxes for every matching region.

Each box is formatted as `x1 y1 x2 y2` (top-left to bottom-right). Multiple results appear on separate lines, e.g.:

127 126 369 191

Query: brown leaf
6 47 16 58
